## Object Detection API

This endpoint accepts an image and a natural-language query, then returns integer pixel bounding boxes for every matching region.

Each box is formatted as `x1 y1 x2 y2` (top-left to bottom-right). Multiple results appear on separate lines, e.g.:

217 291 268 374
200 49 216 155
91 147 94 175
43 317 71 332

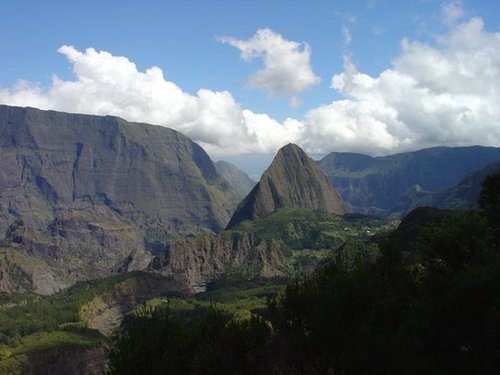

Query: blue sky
1 0 500 175
0 0 420 119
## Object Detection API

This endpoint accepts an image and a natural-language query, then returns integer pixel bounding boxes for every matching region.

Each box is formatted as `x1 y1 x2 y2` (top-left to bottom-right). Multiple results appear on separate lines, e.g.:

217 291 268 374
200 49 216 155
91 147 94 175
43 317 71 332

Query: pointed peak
276 143 306 155
268 143 310 172
226 143 346 228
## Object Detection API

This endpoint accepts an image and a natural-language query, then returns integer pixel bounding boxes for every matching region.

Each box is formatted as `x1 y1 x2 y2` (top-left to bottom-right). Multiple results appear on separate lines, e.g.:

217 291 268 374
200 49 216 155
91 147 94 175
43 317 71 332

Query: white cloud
303 16 500 155
442 0 464 27
1 17 500 159
218 28 320 97
0 45 300 156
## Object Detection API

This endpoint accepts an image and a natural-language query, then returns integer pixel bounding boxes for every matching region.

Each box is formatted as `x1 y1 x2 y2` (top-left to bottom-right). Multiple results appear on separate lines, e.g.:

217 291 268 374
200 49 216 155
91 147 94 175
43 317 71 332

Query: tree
479 172 500 230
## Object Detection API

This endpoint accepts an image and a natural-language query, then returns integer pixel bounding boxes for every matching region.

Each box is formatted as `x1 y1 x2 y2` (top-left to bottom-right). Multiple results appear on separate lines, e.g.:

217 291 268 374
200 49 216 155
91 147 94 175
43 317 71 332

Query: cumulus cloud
218 28 320 97
0 45 301 156
442 0 465 27
302 16 500 155
1 17 500 159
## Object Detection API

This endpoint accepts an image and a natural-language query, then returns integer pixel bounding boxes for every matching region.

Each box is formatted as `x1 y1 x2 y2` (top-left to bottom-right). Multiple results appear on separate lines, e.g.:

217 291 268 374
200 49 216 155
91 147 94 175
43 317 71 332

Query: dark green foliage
107 305 273 375
268 178 500 374
108 174 500 374
201 276 287 303
0 272 165 345
107 306 193 375
229 208 389 269
479 172 500 228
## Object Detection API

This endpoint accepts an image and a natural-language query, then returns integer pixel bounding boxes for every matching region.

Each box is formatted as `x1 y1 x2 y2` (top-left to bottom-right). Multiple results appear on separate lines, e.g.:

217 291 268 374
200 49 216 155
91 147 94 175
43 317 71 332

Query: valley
0 209 396 374
1 105 499 373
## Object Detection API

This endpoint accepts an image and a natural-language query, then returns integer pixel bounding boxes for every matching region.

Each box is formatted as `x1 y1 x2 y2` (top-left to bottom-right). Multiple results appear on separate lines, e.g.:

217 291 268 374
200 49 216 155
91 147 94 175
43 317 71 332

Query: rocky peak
226 143 346 228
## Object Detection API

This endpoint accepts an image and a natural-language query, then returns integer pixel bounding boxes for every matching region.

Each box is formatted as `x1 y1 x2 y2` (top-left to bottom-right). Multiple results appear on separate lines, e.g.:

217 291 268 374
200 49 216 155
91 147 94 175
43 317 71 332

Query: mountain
215 160 256 200
393 161 500 215
227 143 346 229
0 105 239 294
318 146 500 215
431 161 500 210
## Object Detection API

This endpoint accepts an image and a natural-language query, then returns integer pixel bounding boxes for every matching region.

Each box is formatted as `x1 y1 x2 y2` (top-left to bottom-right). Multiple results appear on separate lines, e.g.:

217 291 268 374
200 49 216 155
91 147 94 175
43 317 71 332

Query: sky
1 0 500 176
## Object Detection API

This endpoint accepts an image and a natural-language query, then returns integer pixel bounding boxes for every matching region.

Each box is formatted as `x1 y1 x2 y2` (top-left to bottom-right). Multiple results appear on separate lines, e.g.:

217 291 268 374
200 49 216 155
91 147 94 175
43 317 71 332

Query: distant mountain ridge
0 105 240 293
318 146 500 215
227 143 346 228
215 160 256 200
3 105 500 295
392 160 500 215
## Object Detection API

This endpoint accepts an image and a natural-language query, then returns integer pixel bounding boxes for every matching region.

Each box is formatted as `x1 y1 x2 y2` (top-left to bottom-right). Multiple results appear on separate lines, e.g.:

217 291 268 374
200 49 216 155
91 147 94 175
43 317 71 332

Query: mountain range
2 104 500 374
391 160 500 215
318 146 500 215
214 160 255 202
2 104 500 296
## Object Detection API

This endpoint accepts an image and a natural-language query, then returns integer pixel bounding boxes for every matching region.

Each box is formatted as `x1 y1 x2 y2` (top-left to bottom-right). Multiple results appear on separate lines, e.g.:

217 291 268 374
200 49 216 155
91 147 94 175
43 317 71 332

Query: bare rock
227 143 347 228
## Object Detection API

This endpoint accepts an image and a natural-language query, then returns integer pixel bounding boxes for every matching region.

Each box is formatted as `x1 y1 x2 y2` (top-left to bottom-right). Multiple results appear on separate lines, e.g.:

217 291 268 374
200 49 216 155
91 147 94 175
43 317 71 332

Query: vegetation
229 208 396 273
0 272 159 343
107 174 500 374
0 271 174 370
5 175 499 373
108 305 273 375
133 277 287 321
0 209 392 373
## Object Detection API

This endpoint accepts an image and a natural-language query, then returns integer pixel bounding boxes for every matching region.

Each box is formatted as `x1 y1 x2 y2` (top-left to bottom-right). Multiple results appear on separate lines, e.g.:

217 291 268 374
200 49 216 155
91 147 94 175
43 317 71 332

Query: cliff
227 143 346 228
319 146 500 215
150 232 289 291
0 105 238 293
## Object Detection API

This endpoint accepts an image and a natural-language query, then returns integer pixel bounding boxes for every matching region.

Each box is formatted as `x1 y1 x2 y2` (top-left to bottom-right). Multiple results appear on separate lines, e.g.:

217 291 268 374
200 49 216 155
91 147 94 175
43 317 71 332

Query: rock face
0 105 238 293
227 144 346 228
215 160 256 199
431 161 500 210
318 146 500 216
150 232 289 290
393 161 500 215
80 274 186 337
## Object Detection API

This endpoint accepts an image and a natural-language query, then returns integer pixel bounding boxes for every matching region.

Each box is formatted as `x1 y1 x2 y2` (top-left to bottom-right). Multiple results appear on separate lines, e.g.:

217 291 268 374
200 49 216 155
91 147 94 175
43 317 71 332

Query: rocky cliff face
227 144 346 228
215 160 256 200
431 161 500 210
150 232 289 291
392 161 500 215
318 146 500 216
0 105 238 294
80 274 186 336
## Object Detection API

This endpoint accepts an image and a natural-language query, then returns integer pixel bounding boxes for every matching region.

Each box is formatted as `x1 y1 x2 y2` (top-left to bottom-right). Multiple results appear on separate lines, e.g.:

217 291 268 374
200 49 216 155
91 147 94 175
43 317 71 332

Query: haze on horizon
1 0 500 175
